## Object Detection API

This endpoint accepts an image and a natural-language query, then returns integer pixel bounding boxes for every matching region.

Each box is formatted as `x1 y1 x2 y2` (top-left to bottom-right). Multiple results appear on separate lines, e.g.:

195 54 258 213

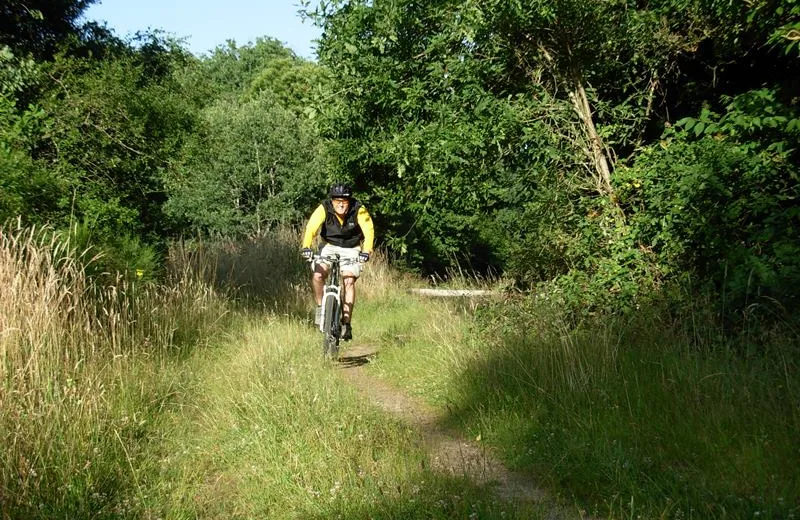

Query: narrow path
336 344 586 520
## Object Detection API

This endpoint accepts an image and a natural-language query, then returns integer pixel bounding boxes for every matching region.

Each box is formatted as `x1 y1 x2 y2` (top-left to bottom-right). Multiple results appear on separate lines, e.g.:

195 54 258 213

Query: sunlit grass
8 220 793 518
1 227 544 518
168 226 309 314
0 223 228 518
140 316 544 519
365 285 800 519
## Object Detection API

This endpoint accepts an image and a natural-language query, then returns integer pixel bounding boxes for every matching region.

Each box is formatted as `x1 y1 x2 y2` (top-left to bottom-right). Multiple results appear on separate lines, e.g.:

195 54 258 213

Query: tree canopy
303 0 799 313
0 0 798 314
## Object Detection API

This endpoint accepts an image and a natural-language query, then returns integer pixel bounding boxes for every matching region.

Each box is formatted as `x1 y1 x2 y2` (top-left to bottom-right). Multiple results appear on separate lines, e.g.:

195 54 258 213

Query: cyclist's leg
341 274 356 323
312 262 329 306
340 274 356 341
339 246 362 322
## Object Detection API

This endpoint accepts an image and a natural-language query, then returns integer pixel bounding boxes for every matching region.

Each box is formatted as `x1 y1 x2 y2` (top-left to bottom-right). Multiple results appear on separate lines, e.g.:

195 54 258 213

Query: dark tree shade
0 0 97 57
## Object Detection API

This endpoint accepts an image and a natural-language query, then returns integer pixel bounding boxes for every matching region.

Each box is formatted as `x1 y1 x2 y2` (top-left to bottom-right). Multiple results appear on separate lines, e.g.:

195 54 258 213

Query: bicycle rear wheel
321 294 340 358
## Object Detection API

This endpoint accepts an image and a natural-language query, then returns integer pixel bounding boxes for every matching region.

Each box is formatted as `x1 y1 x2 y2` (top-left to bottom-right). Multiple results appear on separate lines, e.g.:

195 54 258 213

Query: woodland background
2 1 799 518
3 0 799 320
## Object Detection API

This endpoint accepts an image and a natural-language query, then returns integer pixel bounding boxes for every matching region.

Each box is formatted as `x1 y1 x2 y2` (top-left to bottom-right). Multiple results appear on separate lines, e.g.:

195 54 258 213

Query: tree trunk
254 141 263 234
568 75 614 197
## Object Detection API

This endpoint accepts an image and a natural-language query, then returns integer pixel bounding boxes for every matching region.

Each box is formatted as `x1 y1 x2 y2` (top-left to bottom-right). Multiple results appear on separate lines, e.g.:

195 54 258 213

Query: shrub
617 89 800 316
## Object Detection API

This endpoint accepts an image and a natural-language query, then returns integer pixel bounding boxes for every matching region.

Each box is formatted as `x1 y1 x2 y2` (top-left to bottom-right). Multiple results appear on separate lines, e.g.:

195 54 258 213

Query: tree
245 56 328 115
1 0 97 58
0 45 65 223
305 0 628 271
182 37 300 105
33 35 197 240
164 38 329 236
164 90 326 236
305 0 798 284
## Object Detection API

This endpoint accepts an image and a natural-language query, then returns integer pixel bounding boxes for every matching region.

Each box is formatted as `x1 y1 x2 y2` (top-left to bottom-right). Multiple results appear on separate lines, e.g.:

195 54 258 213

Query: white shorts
315 244 363 277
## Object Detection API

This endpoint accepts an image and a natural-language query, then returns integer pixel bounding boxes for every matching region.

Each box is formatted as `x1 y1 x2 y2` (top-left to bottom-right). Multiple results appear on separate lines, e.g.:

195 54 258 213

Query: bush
617 89 800 315
67 218 162 283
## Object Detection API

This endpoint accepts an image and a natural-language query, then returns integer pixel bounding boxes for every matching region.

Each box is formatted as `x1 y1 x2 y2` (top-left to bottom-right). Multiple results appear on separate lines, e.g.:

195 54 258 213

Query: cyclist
300 183 374 341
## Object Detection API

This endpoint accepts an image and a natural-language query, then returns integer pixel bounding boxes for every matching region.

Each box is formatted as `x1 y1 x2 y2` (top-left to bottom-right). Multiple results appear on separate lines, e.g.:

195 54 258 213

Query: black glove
358 251 371 263
301 248 314 261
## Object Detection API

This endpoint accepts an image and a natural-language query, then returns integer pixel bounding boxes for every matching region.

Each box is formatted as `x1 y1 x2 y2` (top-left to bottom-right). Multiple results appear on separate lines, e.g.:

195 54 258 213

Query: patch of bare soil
336 344 587 520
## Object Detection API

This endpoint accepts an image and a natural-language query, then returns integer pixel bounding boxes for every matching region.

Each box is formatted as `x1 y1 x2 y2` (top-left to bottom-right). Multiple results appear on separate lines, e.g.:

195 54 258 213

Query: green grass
359 294 473 406
134 315 545 519
364 290 800 519
1 231 544 518
7 225 796 519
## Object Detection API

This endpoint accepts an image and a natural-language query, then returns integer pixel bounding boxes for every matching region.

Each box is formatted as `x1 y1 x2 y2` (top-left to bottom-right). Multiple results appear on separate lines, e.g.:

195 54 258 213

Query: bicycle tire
322 294 340 358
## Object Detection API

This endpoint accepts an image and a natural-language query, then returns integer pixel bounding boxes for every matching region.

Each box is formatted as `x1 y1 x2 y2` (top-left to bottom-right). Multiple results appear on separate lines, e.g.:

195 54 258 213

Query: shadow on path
335 344 588 520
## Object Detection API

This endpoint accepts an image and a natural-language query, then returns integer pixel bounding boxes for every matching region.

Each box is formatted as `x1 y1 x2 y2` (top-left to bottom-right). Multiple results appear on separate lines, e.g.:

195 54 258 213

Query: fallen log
409 288 497 297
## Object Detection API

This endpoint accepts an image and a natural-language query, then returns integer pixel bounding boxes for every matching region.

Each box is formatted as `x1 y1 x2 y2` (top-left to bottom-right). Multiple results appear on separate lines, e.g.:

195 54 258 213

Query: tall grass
466 301 799 517
0 223 228 517
169 227 309 314
1 225 552 518
362 285 800 518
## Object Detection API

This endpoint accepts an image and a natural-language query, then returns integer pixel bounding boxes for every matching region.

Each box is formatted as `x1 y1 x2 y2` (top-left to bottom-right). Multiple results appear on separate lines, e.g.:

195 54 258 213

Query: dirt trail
336 344 586 520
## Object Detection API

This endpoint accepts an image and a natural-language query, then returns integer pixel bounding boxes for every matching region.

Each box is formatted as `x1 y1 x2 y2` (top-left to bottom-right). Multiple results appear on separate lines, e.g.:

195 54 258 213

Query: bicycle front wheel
321 294 340 358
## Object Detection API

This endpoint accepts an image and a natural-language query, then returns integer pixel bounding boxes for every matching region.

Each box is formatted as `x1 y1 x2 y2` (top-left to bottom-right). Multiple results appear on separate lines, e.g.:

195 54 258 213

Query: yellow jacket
302 200 374 252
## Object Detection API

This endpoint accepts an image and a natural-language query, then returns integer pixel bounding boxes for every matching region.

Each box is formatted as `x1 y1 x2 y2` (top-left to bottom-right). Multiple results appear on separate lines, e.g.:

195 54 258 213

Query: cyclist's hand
301 248 314 261
358 252 371 263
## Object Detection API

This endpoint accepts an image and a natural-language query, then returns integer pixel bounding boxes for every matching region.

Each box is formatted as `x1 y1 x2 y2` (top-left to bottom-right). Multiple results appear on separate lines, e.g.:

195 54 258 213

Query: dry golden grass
0 222 229 516
357 248 412 300
168 227 310 313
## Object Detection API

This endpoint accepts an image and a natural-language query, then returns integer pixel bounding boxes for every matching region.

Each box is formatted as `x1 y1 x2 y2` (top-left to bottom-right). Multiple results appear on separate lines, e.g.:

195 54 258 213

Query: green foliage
0 45 38 97
0 46 67 224
34 37 197 239
67 218 161 282
164 90 326 236
184 37 299 104
305 0 748 276
0 0 97 57
164 39 329 237
761 0 800 56
1 0 796 327
2 25 330 278
244 57 328 114
618 88 800 311
307 0 798 305
307 0 591 272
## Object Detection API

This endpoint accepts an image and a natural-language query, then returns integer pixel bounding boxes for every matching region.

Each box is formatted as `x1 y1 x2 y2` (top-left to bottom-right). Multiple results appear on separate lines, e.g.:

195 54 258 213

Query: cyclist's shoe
314 305 321 325
341 322 352 341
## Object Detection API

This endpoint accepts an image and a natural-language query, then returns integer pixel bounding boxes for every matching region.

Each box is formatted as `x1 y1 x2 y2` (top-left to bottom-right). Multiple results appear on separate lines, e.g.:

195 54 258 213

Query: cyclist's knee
312 271 327 283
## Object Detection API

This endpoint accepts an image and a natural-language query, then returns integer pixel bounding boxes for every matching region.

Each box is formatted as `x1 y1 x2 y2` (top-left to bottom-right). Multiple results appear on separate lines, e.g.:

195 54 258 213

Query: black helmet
328 183 353 199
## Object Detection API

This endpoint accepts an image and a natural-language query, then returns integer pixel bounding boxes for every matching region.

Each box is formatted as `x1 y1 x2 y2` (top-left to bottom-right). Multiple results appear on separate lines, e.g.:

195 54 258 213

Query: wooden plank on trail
409 288 497 297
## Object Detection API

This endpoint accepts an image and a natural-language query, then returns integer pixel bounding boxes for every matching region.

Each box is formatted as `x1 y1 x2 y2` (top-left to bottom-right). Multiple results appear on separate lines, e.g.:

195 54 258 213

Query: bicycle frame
312 254 350 358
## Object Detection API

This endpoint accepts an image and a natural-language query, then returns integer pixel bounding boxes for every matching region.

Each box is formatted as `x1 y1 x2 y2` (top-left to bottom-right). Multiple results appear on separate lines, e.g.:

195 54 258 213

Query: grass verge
364 288 800 519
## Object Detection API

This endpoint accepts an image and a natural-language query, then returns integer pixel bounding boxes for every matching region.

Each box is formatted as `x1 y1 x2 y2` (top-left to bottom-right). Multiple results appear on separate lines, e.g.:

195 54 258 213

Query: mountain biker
300 183 374 341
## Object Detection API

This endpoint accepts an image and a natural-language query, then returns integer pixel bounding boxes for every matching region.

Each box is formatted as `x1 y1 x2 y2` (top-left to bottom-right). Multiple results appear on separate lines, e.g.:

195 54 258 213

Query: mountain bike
311 253 357 359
